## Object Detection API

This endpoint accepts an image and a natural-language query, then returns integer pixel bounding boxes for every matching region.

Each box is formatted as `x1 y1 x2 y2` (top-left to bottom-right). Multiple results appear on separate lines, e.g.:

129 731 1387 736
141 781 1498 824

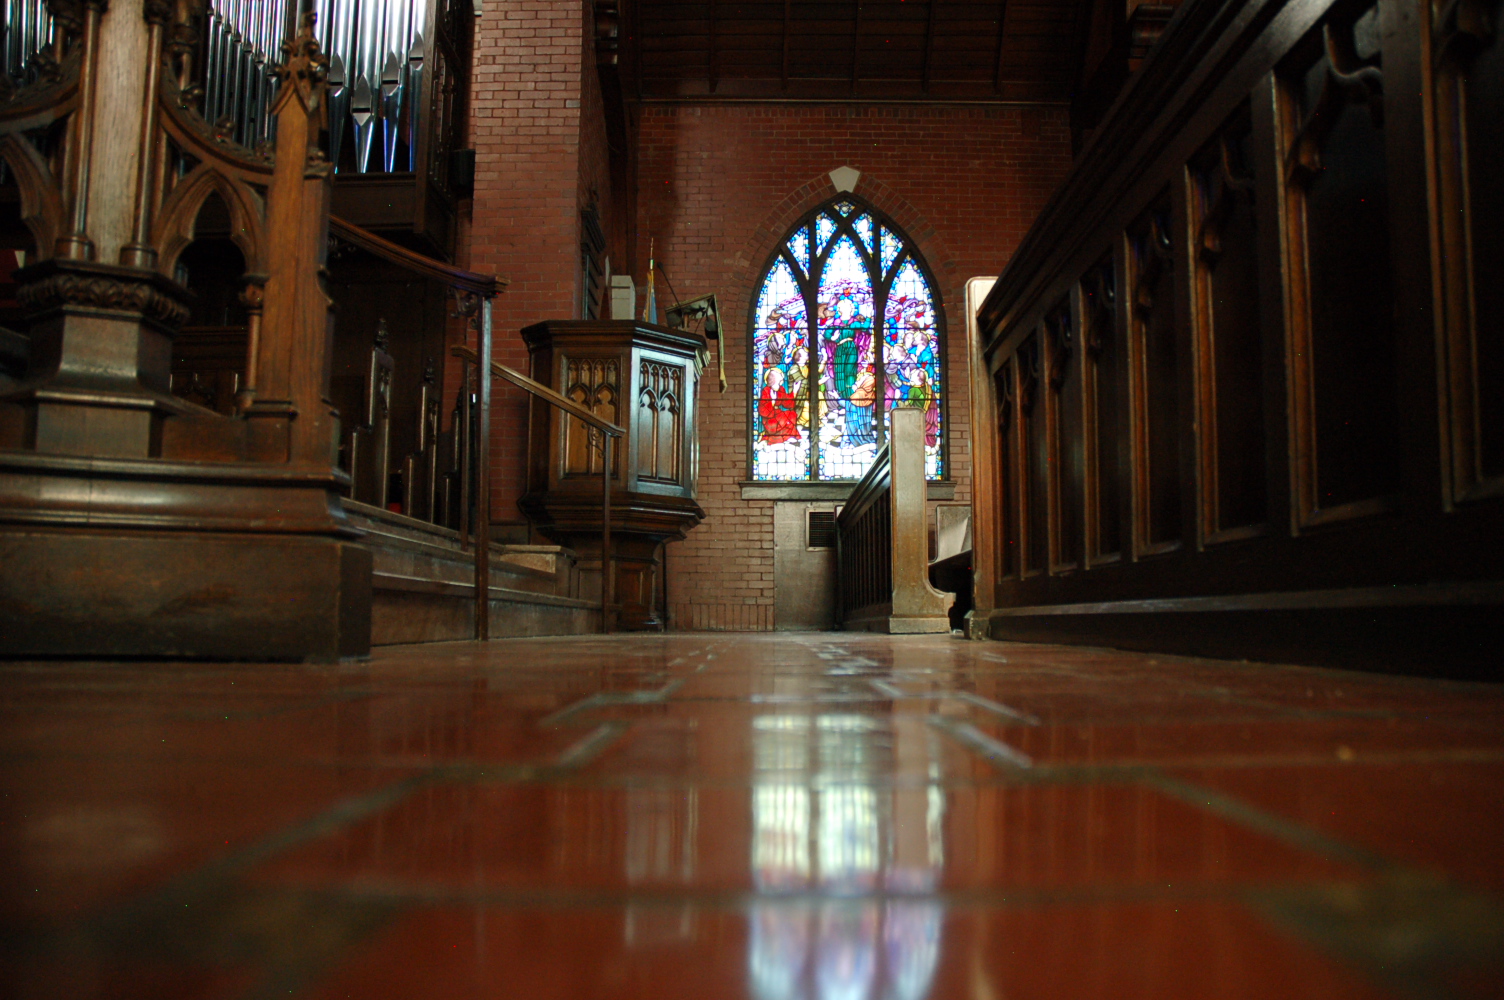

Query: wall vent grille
807 510 837 549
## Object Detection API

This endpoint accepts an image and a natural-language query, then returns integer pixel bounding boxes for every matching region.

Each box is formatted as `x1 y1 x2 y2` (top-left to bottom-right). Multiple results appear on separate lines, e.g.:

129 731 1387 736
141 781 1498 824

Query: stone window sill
737 480 956 501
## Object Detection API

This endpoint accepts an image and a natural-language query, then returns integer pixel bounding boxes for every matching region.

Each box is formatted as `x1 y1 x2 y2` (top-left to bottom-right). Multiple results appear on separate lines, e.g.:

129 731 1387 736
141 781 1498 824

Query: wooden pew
836 407 954 633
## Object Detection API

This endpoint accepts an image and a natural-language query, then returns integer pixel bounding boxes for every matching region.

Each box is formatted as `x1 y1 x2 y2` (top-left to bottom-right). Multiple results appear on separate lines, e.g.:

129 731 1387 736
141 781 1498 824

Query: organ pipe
2 0 432 173
2 0 54 86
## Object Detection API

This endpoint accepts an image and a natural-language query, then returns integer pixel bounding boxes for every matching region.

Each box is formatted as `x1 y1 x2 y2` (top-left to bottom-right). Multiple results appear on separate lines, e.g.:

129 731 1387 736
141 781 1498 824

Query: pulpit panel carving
564 357 619 476
636 360 683 483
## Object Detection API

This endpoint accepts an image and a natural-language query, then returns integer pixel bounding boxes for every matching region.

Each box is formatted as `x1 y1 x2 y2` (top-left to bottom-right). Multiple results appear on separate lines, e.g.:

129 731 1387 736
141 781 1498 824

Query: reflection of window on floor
753 784 811 884
624 787 698 884
748 713 944 1000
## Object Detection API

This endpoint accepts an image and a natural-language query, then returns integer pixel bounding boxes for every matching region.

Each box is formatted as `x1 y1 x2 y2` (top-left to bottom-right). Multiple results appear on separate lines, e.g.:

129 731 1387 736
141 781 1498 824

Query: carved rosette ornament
14 259 193 329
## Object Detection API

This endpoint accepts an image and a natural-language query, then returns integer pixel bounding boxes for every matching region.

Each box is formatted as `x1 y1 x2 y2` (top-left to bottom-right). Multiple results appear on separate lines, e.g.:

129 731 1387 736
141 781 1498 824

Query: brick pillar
467 0 589 522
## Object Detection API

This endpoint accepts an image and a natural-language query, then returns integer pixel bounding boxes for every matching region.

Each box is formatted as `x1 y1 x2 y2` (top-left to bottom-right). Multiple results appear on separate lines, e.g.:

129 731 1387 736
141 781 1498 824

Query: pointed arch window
751 198 944 482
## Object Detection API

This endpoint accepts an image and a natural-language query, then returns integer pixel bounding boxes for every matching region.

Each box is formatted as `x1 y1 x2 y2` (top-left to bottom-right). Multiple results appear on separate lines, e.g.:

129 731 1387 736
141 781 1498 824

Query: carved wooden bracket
1286 16 1385 185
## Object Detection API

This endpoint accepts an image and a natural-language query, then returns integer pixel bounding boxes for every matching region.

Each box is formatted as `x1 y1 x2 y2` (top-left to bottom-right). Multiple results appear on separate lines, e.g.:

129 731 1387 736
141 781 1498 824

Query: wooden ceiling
630 0 1091 102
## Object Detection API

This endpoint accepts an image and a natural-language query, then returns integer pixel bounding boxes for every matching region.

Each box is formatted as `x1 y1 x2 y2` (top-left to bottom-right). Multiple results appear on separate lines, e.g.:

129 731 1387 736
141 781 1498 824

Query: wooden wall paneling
1113 242 1136 563
1426 0 1504 505
1021 330 1049 576
1278 0 1402 527
1047 296 1082 574
1383 0 1445 517
993 360 1018 579
1173 161 1202 557
1082 253 1123 564
1191 101 1269 544
1127 193 1183 557
1251 72 1296 539
970 0 1504 673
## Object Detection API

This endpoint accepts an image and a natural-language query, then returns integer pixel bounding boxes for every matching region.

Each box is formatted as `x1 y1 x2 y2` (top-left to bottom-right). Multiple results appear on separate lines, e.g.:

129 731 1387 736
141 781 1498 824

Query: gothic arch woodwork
153 162 267 277
0 133 64 257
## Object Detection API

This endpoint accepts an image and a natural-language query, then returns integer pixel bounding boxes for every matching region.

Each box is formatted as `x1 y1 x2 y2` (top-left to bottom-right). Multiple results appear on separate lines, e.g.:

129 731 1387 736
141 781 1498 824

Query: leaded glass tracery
751 199 944 482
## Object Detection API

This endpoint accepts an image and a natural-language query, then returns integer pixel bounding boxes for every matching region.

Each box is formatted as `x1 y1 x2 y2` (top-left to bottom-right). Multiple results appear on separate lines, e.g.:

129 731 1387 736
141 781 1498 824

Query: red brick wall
636 104 1072 630
465 0 590 519
576 6 616 268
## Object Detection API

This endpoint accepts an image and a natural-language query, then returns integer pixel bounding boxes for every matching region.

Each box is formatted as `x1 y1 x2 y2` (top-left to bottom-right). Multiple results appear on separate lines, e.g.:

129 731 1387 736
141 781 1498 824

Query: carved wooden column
519 320 706 630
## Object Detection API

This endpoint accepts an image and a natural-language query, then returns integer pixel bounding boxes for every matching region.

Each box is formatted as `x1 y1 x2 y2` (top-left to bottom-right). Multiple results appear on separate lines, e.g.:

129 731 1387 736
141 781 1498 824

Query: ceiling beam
922 0 938 92
992 0 1011 93
708 0 719 93
851 0 863 93
781 0 791 90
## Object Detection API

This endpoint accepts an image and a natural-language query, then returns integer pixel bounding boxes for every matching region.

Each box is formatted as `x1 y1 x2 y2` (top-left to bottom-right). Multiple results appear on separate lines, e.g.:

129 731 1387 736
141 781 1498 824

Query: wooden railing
453 344 625 636
837 408 953 633
969 0 1504 675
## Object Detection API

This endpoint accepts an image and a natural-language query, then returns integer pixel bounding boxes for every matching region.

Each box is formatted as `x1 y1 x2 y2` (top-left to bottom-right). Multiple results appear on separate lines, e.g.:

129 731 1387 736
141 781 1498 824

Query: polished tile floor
4 633 1504 999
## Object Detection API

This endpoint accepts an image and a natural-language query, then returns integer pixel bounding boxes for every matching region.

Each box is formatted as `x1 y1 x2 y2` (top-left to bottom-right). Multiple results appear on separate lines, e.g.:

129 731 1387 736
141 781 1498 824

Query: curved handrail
331 217 506 297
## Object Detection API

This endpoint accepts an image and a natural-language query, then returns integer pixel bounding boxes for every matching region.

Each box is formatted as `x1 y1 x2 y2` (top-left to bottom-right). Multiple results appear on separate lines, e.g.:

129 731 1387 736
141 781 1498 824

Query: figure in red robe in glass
758 367 800 445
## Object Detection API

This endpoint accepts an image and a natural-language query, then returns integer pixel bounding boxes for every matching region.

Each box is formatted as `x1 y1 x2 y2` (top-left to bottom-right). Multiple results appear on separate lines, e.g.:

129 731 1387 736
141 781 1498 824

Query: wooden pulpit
519 320 707 630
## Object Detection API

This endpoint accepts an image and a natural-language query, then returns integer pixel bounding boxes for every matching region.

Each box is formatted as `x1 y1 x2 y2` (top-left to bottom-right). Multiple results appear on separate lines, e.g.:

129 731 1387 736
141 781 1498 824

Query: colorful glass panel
883 258 943 478
879 227 902 275
815 214 838 257
752 258 811 480
785 227 810 275
752 202 944 482
817 236 878 480
853 214 875 256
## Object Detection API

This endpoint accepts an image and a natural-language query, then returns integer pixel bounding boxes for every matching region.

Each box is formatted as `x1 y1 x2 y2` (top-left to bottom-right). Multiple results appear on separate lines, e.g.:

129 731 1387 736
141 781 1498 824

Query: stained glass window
814 214 838 256
879 226 902 276
786 227 810 275
751 199 944 482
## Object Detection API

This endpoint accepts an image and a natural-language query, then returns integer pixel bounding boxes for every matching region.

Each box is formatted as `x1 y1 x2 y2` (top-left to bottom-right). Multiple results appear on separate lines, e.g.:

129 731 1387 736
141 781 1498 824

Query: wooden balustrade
970 0 1504 676
837 407 953 633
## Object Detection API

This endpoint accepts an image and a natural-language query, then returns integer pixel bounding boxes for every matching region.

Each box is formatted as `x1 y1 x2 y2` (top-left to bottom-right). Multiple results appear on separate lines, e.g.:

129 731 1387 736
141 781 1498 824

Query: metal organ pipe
310 0 427 173
3 0 54 85
0 0 430 172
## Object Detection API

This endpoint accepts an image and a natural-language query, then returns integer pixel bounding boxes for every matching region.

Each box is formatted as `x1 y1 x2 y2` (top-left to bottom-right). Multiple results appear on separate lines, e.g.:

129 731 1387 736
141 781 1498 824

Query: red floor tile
300 900 1389 1000
0 758 416 926
1166 761 1504 893
255 779 1355 895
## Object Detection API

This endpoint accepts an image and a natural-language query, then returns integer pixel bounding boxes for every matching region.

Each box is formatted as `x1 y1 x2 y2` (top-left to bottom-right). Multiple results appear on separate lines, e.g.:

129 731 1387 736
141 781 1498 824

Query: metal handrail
451 345 625 635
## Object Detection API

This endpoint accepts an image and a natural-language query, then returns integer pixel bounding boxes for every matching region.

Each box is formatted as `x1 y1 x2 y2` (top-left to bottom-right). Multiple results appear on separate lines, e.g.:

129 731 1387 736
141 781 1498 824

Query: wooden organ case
0 0 483 659
519 321 707 631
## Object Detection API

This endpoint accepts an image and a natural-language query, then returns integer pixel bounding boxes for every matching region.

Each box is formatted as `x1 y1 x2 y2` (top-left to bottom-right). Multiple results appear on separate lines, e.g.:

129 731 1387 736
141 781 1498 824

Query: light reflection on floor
748 713 944 1000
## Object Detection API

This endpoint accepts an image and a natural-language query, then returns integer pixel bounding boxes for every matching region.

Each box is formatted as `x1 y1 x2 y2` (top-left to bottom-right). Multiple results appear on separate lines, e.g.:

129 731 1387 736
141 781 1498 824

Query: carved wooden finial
275 10 329 111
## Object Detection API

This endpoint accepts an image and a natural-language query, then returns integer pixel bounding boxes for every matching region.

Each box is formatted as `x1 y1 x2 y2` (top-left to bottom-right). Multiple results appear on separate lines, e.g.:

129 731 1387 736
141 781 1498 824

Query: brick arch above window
749 194 947 483
731 172 960 309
